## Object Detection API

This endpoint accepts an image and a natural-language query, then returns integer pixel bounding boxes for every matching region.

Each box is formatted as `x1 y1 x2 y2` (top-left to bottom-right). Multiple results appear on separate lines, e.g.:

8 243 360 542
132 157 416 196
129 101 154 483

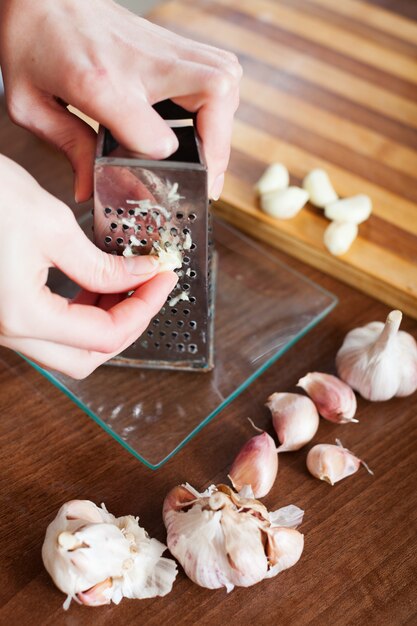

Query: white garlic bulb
266 392 319 451
42 500 177 610
306 439 373 485
336 310 417 401
255 163 290 195
302 168 338 208
163 484 304 592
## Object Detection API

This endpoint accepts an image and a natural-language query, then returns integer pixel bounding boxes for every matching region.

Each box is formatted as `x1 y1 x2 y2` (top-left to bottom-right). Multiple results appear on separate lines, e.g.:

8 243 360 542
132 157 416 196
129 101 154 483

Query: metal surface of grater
93 101 215 372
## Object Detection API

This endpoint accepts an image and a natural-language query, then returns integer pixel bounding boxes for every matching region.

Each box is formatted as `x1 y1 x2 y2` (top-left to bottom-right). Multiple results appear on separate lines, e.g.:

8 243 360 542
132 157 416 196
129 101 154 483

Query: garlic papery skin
261 187 309 220
306 440 373 485
302 168 338 208
324 194 372 224
228 430 278 497
163 484 304 592
255 163 289 195
297 372 358 424
266 392 319 451
42 500 177 610
336 310 417 401
324 221 358 256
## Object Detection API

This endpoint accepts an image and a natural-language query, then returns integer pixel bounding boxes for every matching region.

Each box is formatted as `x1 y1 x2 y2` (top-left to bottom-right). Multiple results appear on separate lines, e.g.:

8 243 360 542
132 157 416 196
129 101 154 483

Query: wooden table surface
1 1 417 624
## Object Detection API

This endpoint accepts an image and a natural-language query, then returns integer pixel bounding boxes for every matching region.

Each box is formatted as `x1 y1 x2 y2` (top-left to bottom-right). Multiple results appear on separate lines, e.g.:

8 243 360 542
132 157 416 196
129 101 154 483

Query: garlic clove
265 528 304 578
228 430 278 498
255 163 290 195
77 578 113 607
266 392 319 451
323 221 358 256
261 187 309 220
306 440 373 485
336 310 417 401
302 168 338 208
163 484 304 591
297 372 358 424
324 194 372 224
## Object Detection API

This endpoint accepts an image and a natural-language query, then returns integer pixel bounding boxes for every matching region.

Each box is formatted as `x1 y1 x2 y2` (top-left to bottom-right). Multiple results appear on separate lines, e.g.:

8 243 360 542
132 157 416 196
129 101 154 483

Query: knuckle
69 63 109 105
206 68 235 99
6 91 30 127
91 252 121 287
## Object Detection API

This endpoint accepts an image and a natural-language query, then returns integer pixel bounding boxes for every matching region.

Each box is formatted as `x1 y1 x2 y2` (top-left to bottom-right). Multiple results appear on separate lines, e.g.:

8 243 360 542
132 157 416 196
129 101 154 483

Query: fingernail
210 174 225 201
124 255 159 275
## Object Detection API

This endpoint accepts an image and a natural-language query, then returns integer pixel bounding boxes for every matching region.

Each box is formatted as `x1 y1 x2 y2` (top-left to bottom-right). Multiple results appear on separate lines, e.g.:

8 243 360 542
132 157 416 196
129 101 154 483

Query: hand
0 0 241 202
0 156 178 378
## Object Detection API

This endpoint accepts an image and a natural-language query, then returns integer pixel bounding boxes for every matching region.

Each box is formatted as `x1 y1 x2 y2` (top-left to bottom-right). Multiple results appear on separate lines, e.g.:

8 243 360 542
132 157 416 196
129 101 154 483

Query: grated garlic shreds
169 292 190 307
42 500 177 610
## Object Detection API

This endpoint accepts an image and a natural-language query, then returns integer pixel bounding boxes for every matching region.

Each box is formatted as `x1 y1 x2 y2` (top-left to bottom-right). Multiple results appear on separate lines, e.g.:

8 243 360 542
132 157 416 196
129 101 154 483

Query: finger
69 83 179 160
24 272 178 352
48 210 160 294
11 89 97 202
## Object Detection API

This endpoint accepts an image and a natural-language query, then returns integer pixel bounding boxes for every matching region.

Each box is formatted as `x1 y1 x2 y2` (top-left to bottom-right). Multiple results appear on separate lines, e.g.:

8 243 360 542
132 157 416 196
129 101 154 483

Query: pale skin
0 0 241 378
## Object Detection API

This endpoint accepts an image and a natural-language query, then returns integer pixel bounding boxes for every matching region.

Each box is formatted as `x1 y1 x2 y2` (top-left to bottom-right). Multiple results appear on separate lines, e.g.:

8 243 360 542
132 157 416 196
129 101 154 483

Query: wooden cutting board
151 0 417 318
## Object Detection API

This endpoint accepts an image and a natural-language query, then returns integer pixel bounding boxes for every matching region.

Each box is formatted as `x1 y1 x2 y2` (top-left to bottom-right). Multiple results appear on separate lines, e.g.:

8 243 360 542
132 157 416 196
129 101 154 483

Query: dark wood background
1 0 416 624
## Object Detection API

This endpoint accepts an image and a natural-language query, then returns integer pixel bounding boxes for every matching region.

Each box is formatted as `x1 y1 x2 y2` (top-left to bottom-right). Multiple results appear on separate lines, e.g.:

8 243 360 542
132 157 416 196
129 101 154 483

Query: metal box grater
93 101 215 372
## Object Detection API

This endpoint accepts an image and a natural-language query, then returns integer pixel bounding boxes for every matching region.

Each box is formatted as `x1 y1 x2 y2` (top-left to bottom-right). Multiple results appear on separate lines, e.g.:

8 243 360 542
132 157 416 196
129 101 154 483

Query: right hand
0 155 178 378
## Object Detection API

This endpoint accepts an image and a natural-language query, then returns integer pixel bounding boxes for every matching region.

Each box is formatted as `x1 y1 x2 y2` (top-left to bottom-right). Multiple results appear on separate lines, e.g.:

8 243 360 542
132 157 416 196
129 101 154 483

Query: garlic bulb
261 187 309 219
306 439 373 485
42 500 177 610
297 372 358 424
163 483 304 591
228 429 278 497
302 168 338 208
336 310 417 401
255 163 289 195
266 392 319 451
324 221 358 256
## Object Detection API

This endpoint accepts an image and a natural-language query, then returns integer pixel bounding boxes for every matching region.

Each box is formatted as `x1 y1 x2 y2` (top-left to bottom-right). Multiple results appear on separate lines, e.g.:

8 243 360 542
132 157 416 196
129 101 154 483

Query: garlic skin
306 439 373 485
324 194 372 224
261 187 309 220
336 310 417 401
266 392 319 451
302 168 338 208
42 500 177 610
255 163 290 195
324 221 358 256
228 431 278 497
297 372 358 424
163 484 304 592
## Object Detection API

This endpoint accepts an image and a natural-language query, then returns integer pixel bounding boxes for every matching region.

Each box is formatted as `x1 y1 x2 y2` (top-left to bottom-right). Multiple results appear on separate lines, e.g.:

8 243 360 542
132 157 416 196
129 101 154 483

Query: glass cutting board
24 218 336 468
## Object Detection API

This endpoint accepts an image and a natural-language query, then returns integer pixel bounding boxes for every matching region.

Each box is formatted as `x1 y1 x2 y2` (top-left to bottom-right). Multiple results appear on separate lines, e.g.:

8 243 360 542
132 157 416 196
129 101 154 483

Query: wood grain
1 2 417 625
153 0 417 319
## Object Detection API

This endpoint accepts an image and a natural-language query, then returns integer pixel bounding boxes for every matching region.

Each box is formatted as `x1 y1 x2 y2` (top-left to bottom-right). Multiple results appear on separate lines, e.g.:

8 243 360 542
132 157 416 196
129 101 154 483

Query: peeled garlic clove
306 439 373 485
261 187 309 220
42 500 177 610
297 372 358 424
266 392 319 451
265 528 304 578
228 430 278 498
336 310 417 401
255 163 290 195
324 220 358 256
324 194 372 224
163 484 304 591
302 168 338 208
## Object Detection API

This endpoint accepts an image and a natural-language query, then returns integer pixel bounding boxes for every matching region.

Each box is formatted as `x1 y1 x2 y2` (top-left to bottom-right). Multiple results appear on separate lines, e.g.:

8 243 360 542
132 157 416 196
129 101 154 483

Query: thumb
24 92 97 202
49 210 163 293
